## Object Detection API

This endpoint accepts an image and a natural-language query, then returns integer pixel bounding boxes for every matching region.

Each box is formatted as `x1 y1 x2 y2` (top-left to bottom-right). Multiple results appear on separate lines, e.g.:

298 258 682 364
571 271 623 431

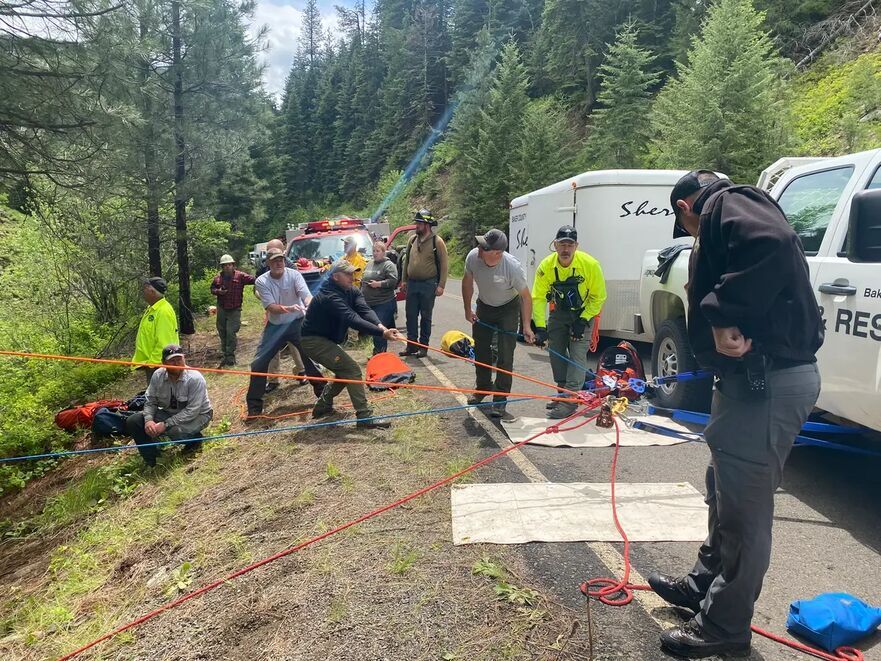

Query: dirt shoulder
0 298 593 660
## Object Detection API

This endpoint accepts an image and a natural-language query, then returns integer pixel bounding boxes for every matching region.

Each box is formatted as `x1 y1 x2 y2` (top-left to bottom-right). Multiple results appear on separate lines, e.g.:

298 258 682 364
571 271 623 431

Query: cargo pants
300 335 371 418
685 362 821 643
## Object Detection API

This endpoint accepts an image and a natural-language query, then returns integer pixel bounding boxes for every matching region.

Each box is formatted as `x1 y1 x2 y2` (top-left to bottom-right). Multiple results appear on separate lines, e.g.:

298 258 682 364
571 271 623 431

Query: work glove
533 327 548 347
571 318 588 341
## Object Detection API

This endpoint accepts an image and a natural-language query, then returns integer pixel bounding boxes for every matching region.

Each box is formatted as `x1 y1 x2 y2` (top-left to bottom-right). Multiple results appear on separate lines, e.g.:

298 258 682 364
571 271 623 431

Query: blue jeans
370 299 397 354
246 318 322 413
405 279 437 345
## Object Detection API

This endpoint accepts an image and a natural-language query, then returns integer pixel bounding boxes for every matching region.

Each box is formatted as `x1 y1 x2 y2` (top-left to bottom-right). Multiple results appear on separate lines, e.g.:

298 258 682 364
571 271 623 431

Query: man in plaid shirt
211 254 256 366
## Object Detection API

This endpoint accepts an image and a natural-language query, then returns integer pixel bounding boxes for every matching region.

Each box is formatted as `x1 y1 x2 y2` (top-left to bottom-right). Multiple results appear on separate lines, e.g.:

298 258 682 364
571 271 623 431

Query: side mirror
847 188 881 263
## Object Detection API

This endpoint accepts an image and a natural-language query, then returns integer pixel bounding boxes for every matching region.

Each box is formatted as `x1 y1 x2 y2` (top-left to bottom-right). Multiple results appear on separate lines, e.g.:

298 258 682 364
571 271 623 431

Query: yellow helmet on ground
441 330 474 358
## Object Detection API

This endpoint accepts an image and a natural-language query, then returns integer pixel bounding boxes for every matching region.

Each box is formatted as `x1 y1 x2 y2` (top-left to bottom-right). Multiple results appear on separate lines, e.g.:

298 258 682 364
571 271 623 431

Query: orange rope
234 385 398 422
404 338 581 399
0 350 580 404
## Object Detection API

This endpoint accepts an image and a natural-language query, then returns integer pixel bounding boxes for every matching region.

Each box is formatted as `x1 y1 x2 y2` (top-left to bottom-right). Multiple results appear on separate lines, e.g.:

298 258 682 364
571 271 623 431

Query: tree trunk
139 15 163 277
171 0 194 335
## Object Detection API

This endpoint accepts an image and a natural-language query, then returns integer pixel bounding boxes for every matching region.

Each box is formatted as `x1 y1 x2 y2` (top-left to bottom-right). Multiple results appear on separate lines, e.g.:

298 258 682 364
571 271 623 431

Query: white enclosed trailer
509 169 694 342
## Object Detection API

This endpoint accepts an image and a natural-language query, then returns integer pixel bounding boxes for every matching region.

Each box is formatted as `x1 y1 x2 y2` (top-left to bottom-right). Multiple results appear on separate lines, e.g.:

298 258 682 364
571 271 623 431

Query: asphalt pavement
393 278 881 661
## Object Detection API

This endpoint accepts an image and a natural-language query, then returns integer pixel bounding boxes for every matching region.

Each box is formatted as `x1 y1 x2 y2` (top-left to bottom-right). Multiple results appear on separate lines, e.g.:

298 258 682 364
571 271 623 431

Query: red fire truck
284 216 415 295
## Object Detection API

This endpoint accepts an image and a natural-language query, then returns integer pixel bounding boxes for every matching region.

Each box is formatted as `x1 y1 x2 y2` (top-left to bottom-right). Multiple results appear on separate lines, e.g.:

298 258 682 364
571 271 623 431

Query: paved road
396 278 881 660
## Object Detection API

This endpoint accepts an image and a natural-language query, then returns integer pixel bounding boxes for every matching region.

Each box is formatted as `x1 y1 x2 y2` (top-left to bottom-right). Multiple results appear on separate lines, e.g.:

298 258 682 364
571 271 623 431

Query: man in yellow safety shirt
133 277 180 385
531 225 606 419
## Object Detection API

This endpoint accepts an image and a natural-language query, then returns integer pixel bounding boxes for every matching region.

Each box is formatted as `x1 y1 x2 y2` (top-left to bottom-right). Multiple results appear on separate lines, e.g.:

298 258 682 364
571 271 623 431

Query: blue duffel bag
787 592 881 652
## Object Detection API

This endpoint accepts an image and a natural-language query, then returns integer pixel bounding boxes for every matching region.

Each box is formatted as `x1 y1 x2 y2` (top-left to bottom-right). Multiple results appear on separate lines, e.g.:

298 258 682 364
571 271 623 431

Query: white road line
421 357 675 629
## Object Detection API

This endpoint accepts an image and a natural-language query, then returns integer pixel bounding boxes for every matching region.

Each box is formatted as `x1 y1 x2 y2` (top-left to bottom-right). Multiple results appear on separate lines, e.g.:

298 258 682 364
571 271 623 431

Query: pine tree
650 0 788 182
514 98 578 194
587 23 660 169
532 0 617 112
458 40 529 239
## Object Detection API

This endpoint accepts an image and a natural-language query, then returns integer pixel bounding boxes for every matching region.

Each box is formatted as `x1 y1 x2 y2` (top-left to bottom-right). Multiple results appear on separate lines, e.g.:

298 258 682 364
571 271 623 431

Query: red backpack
55 400 126 431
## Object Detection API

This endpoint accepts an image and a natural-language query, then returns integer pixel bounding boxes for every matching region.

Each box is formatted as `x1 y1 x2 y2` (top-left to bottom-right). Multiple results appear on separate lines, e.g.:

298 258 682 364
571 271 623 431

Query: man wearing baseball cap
301 259 403 428
531 225 606 419
648 170 823 658
211 254 256 367
133 276 179 385
125 344 213 466
461 229 535 421
247 247 324 416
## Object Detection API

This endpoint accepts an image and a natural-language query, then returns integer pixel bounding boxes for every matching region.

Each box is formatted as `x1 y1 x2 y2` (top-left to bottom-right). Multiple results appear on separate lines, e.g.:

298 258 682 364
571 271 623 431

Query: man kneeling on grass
301 259 403 429
126 344 213 466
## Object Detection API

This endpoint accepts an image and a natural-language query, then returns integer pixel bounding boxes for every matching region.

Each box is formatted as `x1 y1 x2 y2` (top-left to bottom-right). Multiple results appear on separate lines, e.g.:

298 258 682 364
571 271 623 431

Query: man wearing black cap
649 171 823 658
531 226 606 419
461 229 535 421
133 277 180 385
301 259 403 428
125 344 213 466
399 209 449 358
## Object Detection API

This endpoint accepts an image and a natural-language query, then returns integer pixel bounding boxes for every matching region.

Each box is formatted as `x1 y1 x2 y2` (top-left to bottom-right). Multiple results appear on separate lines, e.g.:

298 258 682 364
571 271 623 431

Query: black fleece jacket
302 281 384 344
686 179 824 372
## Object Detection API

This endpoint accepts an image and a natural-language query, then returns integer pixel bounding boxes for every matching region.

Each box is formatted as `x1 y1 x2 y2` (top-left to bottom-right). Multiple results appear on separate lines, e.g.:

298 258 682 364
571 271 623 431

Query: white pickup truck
638 148 881 432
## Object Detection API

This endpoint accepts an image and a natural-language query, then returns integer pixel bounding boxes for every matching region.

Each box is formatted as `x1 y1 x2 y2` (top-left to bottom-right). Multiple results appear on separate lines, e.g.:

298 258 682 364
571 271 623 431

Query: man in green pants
531 226 607 419
461 229 535 421
301 259 403 428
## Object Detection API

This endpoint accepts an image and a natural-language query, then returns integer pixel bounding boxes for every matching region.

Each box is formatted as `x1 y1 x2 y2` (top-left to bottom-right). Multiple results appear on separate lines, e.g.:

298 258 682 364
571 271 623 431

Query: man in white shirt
246 248 323 416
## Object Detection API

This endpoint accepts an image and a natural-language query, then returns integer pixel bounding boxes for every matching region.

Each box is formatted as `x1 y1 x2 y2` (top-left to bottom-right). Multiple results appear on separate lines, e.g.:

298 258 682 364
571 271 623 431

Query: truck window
777 166 854 254
868 164 881 190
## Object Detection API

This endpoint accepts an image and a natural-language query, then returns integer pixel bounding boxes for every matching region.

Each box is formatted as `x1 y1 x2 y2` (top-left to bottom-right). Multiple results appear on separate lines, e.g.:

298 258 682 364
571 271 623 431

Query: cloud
249 0 348 99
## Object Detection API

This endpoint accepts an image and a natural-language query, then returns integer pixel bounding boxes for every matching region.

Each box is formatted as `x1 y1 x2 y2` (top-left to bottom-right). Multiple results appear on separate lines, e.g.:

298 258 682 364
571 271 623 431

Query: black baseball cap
144 276 168 294
162 344 185 362
475 228 508 251
670 170 719 238
555 226 577 243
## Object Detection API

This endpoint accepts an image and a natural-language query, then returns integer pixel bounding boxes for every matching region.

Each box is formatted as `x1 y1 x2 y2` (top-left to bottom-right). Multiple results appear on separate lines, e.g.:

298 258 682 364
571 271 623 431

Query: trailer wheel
651 318 712 413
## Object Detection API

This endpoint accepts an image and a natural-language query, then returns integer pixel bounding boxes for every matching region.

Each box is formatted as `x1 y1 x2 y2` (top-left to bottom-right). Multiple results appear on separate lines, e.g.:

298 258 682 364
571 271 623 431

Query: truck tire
650 318 712 413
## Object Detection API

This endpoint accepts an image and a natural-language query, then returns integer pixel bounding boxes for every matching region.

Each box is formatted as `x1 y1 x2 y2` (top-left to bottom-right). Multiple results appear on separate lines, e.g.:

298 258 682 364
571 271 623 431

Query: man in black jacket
301 259 403 429
649 171 823 658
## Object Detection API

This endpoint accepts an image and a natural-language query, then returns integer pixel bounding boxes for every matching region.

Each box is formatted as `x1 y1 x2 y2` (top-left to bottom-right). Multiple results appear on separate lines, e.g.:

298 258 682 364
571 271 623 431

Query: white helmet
219 254 235 265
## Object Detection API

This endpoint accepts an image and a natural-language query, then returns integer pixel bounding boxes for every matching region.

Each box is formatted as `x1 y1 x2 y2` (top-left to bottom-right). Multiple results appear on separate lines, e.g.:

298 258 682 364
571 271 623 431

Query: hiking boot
312 405 336 419
356 420 391 430
467 394 486 406
399 347 418 357
660 619 750 658
414 349 428 359
647 572 702 614
546 392 564 410
491 406 518 423
547 402 578 419
264 382 279 394
180 440 203 456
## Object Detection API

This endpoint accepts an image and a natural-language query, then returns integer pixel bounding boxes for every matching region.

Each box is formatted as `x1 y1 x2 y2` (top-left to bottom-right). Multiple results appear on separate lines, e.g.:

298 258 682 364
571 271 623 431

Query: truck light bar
302 217 366 233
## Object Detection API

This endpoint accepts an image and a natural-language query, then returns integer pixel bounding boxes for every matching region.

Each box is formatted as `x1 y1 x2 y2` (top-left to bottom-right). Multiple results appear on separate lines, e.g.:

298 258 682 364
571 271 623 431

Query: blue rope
0 397 531 464
473 318 598 380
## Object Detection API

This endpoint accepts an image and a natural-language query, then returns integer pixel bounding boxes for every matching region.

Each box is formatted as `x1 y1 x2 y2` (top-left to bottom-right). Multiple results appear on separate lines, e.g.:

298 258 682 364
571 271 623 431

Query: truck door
775 154 881 428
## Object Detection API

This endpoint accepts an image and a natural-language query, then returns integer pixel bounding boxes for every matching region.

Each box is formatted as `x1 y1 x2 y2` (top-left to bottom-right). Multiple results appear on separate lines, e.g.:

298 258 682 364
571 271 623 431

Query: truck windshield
288 232 372 262
777 166 854 254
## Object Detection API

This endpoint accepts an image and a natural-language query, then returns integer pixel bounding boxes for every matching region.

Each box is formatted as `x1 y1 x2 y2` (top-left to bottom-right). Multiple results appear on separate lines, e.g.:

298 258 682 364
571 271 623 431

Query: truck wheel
651 318 712 413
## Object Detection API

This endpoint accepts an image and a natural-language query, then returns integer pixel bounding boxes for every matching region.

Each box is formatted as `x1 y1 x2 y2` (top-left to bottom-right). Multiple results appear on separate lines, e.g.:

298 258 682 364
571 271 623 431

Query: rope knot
546 425 560 434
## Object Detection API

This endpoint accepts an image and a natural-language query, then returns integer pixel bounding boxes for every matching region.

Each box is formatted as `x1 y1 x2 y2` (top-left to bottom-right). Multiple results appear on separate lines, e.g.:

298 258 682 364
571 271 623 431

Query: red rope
58 404 599 660
578 419 864 661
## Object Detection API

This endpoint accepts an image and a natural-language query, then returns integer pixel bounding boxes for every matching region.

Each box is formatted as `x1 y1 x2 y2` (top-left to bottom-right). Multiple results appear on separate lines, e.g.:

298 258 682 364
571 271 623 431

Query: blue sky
249 0 356 97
